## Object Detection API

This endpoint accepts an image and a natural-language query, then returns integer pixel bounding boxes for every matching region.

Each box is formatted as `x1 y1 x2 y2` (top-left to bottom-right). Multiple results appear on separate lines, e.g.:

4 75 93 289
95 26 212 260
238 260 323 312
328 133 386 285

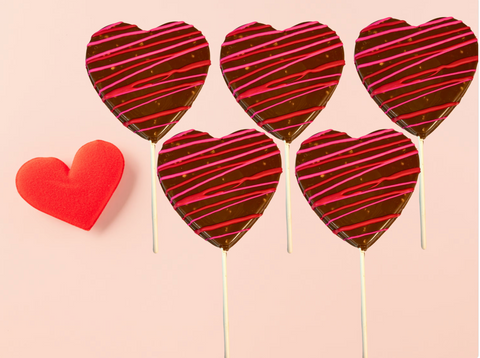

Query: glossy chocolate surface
86 22 211 143
296 129 420 250
220 22 345 143
157 129 282 250
355 17 478 139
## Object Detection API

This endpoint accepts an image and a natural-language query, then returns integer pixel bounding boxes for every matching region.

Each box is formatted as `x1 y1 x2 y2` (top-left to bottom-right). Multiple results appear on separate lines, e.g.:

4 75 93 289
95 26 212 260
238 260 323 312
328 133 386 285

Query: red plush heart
16 140 124 230
86 21 211 143
295 129 420 250
220 22 345 143
157 129 282 250
355 17 478 139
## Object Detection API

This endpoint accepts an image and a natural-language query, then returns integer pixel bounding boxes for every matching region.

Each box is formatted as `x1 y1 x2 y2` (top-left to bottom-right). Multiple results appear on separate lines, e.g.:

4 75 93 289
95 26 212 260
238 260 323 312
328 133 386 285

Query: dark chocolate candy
220 22 345 143
295 129 420 250
86 22 211 143
157 129 282 250
355 17 478 139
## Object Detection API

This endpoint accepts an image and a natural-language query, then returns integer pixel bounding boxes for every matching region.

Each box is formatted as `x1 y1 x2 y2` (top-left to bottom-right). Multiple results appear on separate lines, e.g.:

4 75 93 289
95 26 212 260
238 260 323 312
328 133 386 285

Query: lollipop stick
418 138 427 250
359 248 368 358
222 249 230 358
284 141 293 253
150 141 159 253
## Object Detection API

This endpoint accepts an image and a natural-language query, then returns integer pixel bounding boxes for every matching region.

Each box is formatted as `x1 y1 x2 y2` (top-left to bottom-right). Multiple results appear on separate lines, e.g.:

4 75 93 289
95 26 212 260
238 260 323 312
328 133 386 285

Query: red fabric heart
355 17 478 139
157 129 282 250
86 21 211 143
220 22 345 143
295 129 420 250
16 140 124 230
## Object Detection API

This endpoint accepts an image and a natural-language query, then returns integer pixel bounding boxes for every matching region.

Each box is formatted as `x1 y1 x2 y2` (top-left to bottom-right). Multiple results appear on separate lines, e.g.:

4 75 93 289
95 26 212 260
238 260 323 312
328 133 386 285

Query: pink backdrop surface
1 0 477 357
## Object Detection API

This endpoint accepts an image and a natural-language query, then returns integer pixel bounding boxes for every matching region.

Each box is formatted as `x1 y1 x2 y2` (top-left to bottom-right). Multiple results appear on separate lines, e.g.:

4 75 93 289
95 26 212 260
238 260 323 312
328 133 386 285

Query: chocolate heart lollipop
296 128 420 356
158 129 282 356
157 129 282 250
220 21 345 252
354 17 477 139
354 17 477 249
86 21 211 252
86 21 211 142
220 21 345 143
295 128 420 250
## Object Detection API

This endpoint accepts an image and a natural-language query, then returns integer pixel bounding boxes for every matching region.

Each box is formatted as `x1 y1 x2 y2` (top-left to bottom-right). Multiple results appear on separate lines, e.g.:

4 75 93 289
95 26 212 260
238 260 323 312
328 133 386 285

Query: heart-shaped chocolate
355 17 478 139
295 129 420 250
220 22 345 143
86 22 211 143
16 140 124 230
157 129 282 250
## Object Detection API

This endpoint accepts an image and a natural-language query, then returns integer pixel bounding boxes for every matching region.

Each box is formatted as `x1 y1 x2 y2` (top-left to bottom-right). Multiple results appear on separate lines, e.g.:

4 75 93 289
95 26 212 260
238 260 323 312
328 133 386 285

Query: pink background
1 0 477 357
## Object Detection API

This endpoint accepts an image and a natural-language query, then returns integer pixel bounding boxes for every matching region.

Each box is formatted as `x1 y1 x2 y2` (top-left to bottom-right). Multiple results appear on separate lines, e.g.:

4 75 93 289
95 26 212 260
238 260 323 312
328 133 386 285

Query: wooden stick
359 248 368 358
222 249 230 358
418 137 427 250
150 141 159 253
284 141 293 253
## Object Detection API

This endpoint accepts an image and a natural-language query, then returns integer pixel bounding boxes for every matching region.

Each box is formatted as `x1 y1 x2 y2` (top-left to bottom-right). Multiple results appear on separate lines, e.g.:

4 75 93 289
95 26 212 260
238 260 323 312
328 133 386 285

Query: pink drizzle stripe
299 143 415 180
250 81 335 117
90 35 205 73
189 191 273 225
98 43 209 95
358 32 473 69
384 81 468 114
361 20 406 33
206 229 250 241
239 75 340 102
418 17 454 27
223 36 339 73
373 69 476 96
169 151 280 203
355 19 463 58
325 192 410 225
345 229 388 241
91 22 124 37
296 130 401 167
402 117 446 128
233 43 343 94
366 39 477 91
161 143 277 180
135 121 179 133
174 181 279 209
226 22 258 37
87 24 195 63
356 25 415 42
117 84 199 118
362 18 392 31
222 22 320 47
301 151 418 199
88 22 185 47
106 73 208 100
158 131 262 168
221 24 328 62
313 181 418 205
268 121 313 133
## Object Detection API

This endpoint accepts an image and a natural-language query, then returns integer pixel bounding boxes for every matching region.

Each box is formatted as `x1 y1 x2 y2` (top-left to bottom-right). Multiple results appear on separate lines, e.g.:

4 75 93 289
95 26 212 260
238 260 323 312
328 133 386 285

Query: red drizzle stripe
194 214 262 235
333 214 400 235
